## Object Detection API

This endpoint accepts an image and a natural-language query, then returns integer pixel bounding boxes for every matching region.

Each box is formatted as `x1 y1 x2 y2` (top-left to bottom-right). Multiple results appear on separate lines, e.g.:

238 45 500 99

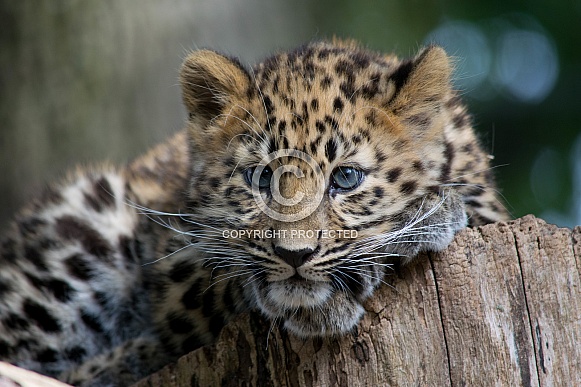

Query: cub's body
0 40 507 386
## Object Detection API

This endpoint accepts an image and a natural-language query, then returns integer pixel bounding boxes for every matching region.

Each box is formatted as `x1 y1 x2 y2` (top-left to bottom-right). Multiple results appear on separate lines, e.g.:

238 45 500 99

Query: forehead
253 44 393 101
244 44 397 147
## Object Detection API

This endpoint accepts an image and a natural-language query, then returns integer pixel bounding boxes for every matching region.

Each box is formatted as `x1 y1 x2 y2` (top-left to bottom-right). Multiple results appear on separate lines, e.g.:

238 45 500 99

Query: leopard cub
0 39 507 386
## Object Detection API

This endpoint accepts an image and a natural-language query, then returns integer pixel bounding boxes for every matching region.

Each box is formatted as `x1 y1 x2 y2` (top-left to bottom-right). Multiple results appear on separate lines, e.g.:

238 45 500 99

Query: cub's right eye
243 166 272 189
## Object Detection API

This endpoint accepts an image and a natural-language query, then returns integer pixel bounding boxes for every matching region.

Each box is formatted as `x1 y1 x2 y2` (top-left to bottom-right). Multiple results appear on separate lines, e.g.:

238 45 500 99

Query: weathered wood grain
3 216 578 386
135 215 581 387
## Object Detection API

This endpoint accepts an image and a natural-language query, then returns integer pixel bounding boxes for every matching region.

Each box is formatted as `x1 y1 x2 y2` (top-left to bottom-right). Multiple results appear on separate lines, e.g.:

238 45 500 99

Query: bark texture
135 215 581 387
2 216 579 386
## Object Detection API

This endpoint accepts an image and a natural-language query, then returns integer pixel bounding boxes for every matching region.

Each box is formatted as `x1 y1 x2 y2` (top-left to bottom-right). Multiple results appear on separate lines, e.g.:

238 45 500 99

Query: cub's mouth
265 278 333 309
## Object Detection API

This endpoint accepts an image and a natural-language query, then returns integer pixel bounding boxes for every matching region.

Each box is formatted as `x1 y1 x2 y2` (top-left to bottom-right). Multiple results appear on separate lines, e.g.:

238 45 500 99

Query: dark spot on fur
340 80 356 99
222 284 235 310
453 112 470 128
0 340 12 358
47 279 75 302
65 346 87 363
1 238 17 264
365 111 377 126
412 161 425 173
15 338 38 353
3 313 29 330
465 199 483 208
320 76 332 90
440 142 454 182
317 49 330 60
267 116 277 131
278 120 287 132
324 115 339 130
263 95 275 115
325 139 338 163
361 74 381 99
390 59 414 92
24 272 42 289
81 310 104 333
315 120 326 134
400 181 417 195
375 150 387 163
373 187 384 199
119 236 140 264
406 113 432 128
209 177 220 189
310 98 319 112
333 270 364 296
446 95 461 108
169 260 197 283
202 288 216 318
0 280 11 297
349 52 370 69
223 156 235 168
427 185 441 195
36 348 58 363
94 291 111 309
301 101 310 123
84 177 115 212
469 214 494 227
465 185 485 197
64 254 95 280
333 97 344 112
23 299 61 333
23 245 48 271
462 143 474 153
335 60 352 76
167 312 194 334
386 167 402 183
309 136 322 154
223 186 234 198
182 279 203 310
55 216 112 261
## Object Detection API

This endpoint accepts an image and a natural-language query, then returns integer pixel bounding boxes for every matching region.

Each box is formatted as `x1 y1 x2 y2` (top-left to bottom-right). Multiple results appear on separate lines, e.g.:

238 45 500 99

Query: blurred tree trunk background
0 0 311 227
1 0 580 229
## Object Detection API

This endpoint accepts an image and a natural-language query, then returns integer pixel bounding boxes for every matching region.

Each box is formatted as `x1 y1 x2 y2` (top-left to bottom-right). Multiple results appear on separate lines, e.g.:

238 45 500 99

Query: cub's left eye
243 166 273 189
330 166 364 191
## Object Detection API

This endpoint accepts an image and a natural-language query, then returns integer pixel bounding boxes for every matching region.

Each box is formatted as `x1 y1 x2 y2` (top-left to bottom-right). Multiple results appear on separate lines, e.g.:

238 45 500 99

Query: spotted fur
0 40 508 386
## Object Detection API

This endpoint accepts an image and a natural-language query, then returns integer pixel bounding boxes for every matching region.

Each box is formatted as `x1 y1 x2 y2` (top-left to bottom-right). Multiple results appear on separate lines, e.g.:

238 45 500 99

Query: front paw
386 190 467 263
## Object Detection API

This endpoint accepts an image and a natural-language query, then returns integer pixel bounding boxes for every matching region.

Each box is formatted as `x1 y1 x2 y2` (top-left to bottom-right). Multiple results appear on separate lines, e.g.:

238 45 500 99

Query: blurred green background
1 0 580 229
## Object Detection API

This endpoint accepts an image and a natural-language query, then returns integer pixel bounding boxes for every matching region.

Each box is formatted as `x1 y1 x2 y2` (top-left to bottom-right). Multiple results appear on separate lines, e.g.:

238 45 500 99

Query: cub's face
180 41 467 336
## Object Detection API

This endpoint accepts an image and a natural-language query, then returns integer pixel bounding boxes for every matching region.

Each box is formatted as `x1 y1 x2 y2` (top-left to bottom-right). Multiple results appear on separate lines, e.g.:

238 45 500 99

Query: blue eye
331 166 364 191
244 166 272 189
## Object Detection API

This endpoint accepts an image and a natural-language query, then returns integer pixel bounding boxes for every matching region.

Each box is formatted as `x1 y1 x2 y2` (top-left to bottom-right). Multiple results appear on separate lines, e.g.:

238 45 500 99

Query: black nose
274 246 314 268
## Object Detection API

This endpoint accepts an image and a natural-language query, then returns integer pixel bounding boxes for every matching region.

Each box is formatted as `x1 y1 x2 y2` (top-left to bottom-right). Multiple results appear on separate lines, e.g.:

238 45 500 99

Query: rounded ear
180 50 251 128
387 46 453 126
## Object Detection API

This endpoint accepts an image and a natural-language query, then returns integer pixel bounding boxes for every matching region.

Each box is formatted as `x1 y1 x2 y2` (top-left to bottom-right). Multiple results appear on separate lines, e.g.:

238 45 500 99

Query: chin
266 279 333 309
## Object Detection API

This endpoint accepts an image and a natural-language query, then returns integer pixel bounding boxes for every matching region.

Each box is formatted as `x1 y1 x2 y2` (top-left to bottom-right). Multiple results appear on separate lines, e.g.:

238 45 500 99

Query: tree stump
135 215 581 387
2 216 579 386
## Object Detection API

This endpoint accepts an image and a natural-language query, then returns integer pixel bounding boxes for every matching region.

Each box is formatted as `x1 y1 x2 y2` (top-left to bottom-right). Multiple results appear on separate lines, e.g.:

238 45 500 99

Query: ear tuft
180 50 250 127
